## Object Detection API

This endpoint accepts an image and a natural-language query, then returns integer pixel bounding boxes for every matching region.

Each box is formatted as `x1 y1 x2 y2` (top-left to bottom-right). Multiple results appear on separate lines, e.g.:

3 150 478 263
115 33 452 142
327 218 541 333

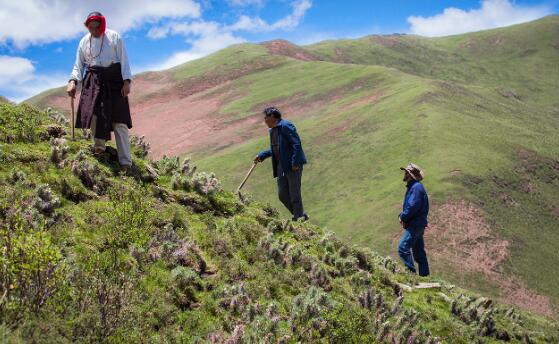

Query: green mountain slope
194 18 559 316
306 16 559 106
24 16 559 317
1 102 558 343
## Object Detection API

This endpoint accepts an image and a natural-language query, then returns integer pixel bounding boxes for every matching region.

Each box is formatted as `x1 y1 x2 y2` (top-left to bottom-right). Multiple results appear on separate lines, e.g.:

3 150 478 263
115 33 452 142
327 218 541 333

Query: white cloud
0 0 200 48
0 56 35 87
147 0 312 69
228 0 312 32
407 0 552 37
269 0 312 31
146 20 246 70
0 55 67 102
225 15 268 31
11 73 69 103
152 30 245 70
148 21 221 39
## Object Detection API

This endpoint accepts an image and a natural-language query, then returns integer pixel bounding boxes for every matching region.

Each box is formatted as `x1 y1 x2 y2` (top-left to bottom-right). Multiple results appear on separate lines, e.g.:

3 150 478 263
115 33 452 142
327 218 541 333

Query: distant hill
26 16 559 317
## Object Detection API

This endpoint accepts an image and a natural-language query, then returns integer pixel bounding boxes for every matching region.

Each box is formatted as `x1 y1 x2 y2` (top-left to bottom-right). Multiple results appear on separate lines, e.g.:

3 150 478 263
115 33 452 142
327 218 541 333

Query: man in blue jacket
398 163 430 276
254 107 308 221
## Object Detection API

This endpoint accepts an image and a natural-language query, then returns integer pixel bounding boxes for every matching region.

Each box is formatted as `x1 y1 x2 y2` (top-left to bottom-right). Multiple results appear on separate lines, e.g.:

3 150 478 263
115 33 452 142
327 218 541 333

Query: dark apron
76 63 132 141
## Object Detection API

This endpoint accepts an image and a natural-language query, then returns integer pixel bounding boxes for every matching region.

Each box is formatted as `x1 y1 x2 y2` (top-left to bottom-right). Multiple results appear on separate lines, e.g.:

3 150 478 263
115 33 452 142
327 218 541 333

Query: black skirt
76 63 132 140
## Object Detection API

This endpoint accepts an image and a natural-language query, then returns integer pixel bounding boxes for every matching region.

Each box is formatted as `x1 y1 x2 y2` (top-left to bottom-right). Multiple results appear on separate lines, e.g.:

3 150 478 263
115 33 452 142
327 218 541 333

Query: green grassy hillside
24 16 559 317
194 17 559 316
2 102 558 343
306 16 559 106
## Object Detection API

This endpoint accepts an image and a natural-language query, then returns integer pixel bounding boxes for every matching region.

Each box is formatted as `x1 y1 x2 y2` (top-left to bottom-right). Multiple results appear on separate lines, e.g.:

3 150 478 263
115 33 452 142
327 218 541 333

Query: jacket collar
406 180 418 188
270 119 285 131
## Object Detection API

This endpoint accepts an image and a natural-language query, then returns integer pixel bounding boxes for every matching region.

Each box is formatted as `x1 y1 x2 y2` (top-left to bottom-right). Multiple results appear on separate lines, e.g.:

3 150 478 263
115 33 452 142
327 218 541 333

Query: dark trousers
398 226 430 276
276 164 305 220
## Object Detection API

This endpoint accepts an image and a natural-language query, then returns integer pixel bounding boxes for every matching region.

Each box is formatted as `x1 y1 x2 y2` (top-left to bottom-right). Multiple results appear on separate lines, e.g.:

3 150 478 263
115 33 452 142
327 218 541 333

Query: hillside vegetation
2 102 558 343
25 16 559 317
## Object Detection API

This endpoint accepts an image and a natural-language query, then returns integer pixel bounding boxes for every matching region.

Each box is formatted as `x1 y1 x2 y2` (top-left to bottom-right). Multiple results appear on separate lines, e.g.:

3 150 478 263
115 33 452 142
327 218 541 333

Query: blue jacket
258 119 307 177
399 180 429 229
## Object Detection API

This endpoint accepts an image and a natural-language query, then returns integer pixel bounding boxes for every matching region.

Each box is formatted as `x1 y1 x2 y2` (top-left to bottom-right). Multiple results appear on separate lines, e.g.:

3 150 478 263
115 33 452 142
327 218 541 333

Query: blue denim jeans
398 226 430 276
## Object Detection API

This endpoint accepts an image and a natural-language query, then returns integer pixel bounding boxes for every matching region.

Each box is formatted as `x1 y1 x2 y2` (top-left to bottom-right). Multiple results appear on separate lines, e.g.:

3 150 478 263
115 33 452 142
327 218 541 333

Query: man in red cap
67 11 133 168
398 163 430 276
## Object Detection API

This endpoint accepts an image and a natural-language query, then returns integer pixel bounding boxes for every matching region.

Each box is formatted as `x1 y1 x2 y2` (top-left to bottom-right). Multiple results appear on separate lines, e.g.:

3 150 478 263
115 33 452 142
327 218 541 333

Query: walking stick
70 96 76 140
237 162 258 194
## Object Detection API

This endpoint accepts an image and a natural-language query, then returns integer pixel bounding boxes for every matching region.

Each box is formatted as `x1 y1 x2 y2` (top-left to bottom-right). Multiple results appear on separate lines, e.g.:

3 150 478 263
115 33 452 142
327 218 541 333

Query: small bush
49 138 69 165
0 210 66 323
0 103 46 143
169 266 203 310
290 286 336 338
45 107 69 126
7 169 27 184
171 173 192 191
33 184 61 215
192 172 221 195
70 150 110 194
156 155 181 176
129 135 151 158
73 184 155 338
180 157 197 176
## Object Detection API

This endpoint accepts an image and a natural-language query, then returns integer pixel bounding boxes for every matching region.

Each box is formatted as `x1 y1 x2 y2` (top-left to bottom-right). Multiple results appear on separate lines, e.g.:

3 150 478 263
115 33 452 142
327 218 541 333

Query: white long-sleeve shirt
70 28 132 83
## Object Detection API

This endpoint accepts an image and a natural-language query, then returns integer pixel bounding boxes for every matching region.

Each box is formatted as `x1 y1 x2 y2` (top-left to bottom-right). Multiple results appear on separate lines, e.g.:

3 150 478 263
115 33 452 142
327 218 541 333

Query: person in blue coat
254 107 308 221
398 163 430 276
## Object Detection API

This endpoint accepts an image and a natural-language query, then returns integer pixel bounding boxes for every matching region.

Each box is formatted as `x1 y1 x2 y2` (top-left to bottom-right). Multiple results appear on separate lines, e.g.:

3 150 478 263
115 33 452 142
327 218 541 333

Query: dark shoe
120 165 132 175
292 214 309 222
105 146 119 162
93 149 110 160
91 145 106 156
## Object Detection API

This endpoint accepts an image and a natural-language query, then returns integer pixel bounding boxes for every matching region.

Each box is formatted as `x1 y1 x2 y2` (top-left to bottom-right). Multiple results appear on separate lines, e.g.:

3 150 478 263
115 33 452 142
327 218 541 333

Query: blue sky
0 0 557 101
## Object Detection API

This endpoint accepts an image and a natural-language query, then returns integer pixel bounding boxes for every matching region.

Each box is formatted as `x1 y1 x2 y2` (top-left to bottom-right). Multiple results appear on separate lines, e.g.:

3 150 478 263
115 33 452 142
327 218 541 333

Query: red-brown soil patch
174 59 283 99
370 35 404 48
427 200 509 275
450 169 462 177
333 47 354 64
130 87 261 158
459 35 506 54
262 40 319 61
499 277 554 317
426 200 554 316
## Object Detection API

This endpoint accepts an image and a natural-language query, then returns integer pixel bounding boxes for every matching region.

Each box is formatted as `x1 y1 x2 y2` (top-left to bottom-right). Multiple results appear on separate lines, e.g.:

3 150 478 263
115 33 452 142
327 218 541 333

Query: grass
21 16 559 318
2 103 559 343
